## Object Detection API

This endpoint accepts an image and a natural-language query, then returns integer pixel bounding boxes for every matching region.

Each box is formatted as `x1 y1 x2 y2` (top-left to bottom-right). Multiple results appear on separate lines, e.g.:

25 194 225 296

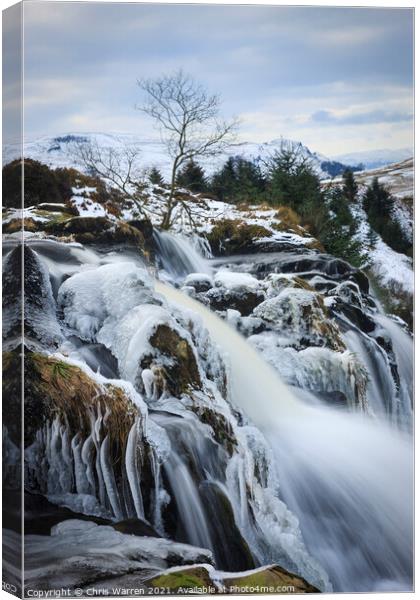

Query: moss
192 405 237 455
305 238 325 252
207 219 271 255
145 567 214 592
45 216 145 248
21 352 139 460
223 565 320 593
3 218 40 233
146 324 201 396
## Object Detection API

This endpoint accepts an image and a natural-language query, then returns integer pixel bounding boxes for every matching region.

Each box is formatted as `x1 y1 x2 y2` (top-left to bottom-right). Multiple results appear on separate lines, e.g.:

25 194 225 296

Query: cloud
9 3 413 155
310 109 413 126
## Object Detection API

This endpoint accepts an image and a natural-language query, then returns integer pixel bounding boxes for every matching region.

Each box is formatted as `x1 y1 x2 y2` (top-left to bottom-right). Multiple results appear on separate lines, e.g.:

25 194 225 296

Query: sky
4 2 414 157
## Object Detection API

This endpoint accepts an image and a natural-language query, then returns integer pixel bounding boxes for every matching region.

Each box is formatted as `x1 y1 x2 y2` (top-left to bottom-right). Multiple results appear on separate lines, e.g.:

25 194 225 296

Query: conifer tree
149 167 165 186
176 159 208 193
342 169 358 203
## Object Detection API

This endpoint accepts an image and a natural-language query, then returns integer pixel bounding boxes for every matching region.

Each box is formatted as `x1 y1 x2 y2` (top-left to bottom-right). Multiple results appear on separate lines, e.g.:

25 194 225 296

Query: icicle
81 434 96 495
125 418 145 519
71 433 91 495
100 434 123 520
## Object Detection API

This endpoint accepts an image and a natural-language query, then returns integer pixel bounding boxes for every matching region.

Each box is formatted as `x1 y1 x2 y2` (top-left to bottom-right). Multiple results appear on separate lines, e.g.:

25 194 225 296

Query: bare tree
137 69 237 229
73 140 160 220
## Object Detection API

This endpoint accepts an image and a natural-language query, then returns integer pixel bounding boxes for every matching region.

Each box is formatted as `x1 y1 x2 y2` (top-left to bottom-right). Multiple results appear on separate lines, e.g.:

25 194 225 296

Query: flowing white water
156 281 413 592
375 313 413 422
17 236 413 591
153 230 212 279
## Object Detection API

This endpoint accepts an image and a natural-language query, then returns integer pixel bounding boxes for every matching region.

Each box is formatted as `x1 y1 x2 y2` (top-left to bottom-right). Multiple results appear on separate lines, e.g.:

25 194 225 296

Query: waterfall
14 236 413 593
153 230 212 279
375 313 413 422
156 281 413 592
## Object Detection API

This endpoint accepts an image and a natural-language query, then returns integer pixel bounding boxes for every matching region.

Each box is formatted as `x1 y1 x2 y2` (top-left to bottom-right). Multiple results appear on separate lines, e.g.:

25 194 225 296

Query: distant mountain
332 148 413 170
3 132 354 180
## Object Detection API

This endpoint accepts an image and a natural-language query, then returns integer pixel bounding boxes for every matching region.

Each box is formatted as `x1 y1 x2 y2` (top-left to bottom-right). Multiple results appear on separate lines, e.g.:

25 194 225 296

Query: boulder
144 324 201 396
145 566 215 592
223 565 320 593
46 216 145 247
207 219 272 255
206 286 264 316
253 288 346 352
23 520 214 592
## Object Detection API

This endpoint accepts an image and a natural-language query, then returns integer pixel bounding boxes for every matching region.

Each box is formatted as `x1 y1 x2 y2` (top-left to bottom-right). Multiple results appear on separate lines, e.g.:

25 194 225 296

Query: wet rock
145 566 215 592
199 481 255 571
128 218 155 256
206 286 265 316
184 273 213 293
223 565 320 593
253 288 345 352
22 520 214 593
332 299 376 334
145 324 201 396
3 217 42 234
207 219 272 255
37 202 78 215
46 216 145 248
3 245 62 348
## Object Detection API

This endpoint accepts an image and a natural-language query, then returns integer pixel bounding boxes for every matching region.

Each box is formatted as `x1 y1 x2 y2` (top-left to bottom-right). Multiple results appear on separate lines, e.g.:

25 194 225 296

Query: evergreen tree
363 178 411 256
176 159 208 193
267 149 321 211
320 186 364 266
210 156 266 203
342 169 358 203
149 167 165 186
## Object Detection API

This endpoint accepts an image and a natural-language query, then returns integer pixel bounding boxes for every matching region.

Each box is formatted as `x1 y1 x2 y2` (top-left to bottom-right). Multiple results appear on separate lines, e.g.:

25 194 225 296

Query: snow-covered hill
4 132 340 180
333 148 412 170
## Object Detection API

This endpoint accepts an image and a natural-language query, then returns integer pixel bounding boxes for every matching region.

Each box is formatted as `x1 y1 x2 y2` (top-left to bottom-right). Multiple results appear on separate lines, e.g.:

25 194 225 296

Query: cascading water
10 231 413 593
374 313 413 422
153 230 212 279
156 282 413 592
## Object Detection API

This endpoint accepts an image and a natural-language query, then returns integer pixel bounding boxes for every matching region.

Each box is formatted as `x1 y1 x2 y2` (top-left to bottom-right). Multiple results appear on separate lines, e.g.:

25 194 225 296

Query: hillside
333 148 413 170
4 132 344 180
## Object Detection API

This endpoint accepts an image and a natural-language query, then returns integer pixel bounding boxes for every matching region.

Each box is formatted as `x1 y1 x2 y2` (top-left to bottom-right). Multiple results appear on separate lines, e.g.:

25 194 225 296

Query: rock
145 324 201 396
223 565 320 593
3 217 41 233
207 219 272 255
199 481 255 571
3 245 62 349
22 520 214 592
192 406 237 457
145 564 320 594
253 288 345 352
37 202 78 215
4 492 160 538
206 286 265 316
145 566 215 592
184 273 213 293
46 216 145 247
128 218 155 257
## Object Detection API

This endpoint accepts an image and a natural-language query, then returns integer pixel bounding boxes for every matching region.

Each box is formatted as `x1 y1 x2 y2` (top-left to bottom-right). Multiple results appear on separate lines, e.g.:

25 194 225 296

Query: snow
58 262 155 340
214 270 260 291
370 237 413 295
22 519 214 590
333 148 413 170
72 194 107 218
4 131 339 179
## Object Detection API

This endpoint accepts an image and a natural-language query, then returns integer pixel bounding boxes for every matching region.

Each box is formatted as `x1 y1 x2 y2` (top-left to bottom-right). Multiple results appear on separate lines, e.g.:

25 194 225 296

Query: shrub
3 159 72 208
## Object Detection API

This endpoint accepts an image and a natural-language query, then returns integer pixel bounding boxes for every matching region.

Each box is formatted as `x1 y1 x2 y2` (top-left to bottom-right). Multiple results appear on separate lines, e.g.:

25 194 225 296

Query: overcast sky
7 2 414 156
